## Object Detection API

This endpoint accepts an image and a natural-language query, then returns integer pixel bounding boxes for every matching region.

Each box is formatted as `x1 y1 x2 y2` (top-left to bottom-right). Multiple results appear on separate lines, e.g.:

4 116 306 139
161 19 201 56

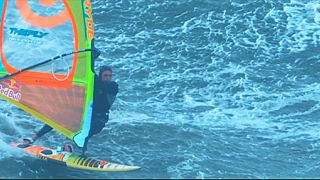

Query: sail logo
9 28 48 38
84 0 94 40
2 79 22 90
0 79 22 101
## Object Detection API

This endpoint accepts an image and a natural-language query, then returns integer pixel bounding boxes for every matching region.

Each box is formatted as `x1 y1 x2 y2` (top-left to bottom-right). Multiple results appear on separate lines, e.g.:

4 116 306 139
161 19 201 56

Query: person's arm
105 81 118 94
104 81 119 108
92 38 101 60
93 46 101 59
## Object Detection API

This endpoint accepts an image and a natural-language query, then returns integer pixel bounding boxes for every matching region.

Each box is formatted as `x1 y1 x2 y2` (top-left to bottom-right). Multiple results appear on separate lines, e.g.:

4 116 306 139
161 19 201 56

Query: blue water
1 0 320 178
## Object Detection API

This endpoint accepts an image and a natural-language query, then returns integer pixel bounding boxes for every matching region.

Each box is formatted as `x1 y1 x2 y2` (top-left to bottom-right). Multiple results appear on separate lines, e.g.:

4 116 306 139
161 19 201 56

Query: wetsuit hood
98 66 112 80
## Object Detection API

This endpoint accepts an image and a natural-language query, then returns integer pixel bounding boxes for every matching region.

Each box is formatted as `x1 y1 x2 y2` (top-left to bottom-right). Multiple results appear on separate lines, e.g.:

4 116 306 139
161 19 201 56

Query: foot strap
23 137 34 144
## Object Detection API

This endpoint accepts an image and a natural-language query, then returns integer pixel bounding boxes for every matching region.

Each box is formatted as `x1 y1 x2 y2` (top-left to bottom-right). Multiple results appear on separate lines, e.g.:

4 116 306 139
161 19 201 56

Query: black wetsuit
36 75 119 153
82 75 118 152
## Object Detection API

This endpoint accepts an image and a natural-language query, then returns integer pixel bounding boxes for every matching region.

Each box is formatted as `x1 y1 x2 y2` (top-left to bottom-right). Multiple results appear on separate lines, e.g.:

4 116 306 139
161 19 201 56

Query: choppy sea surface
1 0 320 178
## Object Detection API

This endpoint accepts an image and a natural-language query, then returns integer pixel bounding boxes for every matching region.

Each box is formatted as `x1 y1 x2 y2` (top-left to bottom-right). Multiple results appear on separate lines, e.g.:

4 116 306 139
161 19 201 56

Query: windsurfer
23 64 119 155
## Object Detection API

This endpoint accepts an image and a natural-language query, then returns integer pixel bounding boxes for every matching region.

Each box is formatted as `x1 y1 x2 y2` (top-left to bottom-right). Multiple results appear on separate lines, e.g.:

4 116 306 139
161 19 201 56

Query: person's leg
81 117 106 155
81 133 94 155
35 124 53 140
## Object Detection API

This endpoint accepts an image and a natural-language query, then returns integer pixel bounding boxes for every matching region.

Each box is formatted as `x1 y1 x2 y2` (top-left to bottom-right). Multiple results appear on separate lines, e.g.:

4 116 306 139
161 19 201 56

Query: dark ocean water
1 0 320 178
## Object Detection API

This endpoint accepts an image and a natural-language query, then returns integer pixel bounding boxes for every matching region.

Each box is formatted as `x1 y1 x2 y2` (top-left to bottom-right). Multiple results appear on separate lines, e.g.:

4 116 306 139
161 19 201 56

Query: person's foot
64 144 73 153
22 137 33 146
